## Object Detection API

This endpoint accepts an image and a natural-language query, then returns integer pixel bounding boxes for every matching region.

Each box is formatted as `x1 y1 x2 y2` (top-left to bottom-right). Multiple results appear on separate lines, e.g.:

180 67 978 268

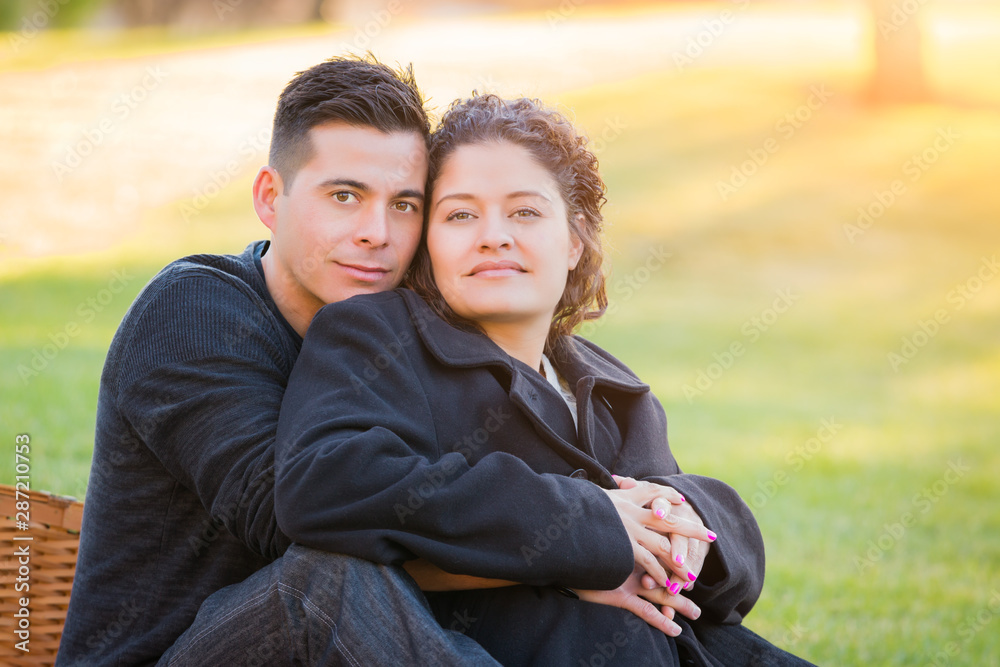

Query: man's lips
467 260 526 278
336 262 392 282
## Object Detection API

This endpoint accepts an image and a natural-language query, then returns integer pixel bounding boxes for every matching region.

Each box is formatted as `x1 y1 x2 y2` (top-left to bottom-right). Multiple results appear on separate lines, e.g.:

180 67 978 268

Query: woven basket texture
1 485 82 666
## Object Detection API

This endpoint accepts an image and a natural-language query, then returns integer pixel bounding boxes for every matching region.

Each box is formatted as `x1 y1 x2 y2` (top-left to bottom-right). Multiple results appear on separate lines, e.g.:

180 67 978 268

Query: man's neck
261 249 323 337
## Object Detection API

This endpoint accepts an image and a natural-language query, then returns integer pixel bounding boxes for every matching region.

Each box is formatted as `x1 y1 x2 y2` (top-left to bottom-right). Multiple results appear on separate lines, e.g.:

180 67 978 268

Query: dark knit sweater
58 241 299 666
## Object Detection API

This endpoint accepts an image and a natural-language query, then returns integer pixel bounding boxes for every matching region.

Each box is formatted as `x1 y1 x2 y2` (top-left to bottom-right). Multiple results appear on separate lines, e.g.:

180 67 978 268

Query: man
58 56 670 666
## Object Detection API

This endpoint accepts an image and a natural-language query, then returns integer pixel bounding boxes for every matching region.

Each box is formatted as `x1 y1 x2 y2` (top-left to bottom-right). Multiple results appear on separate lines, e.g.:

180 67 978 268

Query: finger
643 485 686 507
650 569 685 598
664 595 701 621
666 574 685 597
638 527 677 576
685 534 708 585
640 573 659 590
647 510 718 544
640 585 703 623
621 592 681 637
612 474 638 490
613 482 682 509
660 491 687 507
683 523 711 583
669 533 697 584
649 497 688 534
633 542 670 589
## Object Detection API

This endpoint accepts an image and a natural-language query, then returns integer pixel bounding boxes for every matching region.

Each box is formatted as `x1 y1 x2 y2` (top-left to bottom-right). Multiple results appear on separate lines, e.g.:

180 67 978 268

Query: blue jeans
157 544 500 666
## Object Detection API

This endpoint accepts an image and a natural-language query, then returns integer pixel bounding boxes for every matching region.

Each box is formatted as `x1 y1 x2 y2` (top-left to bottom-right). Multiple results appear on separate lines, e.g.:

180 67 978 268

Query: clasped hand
573 476 716 637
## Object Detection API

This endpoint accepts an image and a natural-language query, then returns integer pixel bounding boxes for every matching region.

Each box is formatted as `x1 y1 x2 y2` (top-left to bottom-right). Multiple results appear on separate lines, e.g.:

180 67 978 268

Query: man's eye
333 192 356 203
393 201 418 213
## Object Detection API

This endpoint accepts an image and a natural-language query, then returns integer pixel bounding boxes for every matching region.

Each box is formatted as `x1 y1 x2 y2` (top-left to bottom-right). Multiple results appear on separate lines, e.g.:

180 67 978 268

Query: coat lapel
400 289 647 488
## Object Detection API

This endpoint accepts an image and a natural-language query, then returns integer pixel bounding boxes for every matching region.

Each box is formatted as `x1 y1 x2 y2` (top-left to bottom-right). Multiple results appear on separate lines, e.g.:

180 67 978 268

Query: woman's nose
477 211 513 251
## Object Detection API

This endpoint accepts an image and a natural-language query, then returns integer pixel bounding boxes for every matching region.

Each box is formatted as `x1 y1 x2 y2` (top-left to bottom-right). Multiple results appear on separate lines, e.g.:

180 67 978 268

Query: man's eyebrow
317 179 423 202
317 178 370 192
397 189 425 202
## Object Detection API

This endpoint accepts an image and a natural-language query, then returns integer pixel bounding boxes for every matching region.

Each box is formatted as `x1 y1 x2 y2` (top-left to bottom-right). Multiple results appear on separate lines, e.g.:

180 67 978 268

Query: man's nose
355 206 389 248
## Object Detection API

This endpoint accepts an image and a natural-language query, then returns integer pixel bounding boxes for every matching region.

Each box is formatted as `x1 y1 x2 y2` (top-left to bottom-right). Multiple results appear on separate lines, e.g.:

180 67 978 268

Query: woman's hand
574 567 702 637
602 478 717 588
648 495 711 592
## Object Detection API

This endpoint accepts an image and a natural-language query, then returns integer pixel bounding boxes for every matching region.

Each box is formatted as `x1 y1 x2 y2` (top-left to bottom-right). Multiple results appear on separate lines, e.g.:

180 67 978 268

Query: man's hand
575 567 702 637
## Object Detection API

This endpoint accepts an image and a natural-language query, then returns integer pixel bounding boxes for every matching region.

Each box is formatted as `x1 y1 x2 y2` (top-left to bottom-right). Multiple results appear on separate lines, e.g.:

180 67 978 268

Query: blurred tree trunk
867 0 929 103
115 0 180 26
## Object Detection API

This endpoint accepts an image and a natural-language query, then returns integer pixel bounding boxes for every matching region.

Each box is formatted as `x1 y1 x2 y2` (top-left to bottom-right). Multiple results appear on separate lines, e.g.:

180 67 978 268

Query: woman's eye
333 192 357 203
446 211 474 221
512 208 539 218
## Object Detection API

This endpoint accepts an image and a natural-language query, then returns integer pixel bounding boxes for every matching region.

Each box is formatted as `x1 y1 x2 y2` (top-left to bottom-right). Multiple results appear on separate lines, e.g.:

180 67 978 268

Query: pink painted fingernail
675 554 684 566
679 495 686 502
687 571 697 582
707 530 717 541
669 582 682 595
655 508 666 519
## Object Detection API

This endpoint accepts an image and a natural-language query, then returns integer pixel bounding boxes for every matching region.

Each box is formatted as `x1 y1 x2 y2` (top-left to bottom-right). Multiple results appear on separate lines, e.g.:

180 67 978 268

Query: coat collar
398 288 649 395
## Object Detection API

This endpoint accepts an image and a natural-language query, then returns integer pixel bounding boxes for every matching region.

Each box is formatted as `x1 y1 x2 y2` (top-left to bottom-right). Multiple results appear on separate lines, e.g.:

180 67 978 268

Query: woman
275 95 811 665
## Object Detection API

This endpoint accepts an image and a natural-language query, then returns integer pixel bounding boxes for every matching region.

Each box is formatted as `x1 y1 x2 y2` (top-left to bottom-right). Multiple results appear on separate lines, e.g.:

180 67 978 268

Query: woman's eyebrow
434 192 476 207
506 190 551 202
434 190 552 208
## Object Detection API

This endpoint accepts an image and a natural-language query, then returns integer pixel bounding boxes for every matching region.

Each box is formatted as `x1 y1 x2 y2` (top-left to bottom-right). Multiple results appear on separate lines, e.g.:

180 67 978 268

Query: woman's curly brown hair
406 94 608 353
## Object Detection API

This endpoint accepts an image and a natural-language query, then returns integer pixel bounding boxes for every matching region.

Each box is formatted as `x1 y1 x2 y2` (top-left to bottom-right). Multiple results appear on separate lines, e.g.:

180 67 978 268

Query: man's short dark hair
269 54 431 191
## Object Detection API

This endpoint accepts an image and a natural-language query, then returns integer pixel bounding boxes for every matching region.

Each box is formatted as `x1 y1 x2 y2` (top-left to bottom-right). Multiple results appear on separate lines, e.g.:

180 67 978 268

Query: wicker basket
0 485 83 666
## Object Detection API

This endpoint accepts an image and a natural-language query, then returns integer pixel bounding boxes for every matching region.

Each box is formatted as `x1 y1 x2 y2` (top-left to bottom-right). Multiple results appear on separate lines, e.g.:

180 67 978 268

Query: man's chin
323 282 399 304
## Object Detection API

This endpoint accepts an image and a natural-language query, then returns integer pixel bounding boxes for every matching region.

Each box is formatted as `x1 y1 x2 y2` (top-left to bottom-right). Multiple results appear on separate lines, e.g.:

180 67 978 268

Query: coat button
569 469 588 480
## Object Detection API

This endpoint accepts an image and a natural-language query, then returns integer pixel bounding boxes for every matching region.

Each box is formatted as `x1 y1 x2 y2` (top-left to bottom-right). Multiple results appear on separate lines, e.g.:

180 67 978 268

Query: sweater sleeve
611 389 765 625
274 297 634 590
111 270 294 560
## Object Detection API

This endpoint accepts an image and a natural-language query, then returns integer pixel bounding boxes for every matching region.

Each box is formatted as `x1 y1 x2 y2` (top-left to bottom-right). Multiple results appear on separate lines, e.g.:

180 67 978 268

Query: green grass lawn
4 27 1000 665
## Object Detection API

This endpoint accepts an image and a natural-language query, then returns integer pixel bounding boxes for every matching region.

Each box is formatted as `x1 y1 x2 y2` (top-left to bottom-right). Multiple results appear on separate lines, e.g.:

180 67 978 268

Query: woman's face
427 141 584 334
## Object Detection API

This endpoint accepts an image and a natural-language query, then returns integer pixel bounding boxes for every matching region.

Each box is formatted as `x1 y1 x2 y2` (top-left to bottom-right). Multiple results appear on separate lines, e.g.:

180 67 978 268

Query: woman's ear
568 213 586 270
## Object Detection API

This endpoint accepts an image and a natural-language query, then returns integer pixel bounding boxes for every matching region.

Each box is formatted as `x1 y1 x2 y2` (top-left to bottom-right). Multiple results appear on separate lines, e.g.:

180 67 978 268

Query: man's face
267 122 428 312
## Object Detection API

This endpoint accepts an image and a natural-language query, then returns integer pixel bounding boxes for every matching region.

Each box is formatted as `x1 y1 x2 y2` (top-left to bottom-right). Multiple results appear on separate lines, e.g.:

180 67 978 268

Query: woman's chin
460 308 526 324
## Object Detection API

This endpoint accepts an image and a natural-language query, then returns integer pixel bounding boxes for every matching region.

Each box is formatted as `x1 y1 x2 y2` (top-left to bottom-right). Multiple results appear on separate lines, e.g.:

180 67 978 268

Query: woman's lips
468 260 526 278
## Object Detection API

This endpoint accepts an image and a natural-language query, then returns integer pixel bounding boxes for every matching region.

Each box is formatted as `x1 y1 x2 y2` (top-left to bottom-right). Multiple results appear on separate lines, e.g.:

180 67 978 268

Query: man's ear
568 213 586 270
253 166 284 233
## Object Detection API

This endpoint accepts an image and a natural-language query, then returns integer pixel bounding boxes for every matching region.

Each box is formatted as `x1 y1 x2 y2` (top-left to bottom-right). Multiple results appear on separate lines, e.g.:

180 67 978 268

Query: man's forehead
301 122 428 187
307 121 425 154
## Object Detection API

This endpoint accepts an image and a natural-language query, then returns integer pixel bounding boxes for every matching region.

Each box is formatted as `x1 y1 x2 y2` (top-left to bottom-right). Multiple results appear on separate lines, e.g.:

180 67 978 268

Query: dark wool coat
275 288 768 666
